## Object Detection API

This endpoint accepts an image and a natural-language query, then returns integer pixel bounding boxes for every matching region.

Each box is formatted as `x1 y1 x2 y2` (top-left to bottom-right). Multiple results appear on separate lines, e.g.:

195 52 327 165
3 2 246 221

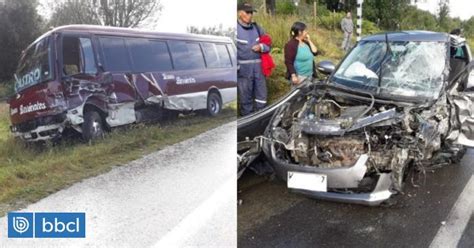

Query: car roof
361 31 450 42
28 24 232 50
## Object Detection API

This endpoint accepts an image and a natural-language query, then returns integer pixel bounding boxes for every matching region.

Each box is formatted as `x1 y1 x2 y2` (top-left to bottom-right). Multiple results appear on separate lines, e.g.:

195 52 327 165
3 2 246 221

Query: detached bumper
264 142 395 206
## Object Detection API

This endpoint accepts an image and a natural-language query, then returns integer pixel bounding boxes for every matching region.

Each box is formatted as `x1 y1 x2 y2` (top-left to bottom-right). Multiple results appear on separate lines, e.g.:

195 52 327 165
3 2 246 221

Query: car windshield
332 40 447 99
14 36 53 93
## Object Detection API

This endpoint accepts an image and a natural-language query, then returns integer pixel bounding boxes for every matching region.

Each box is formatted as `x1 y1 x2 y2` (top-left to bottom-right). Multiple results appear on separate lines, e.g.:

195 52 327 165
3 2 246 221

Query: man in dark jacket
237 2 271 116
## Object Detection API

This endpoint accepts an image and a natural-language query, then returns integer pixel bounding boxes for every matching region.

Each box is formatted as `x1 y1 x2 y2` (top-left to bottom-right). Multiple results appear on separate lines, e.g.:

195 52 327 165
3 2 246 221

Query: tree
463 16 474 38
49 0 162 28
266 0 276 15
399 5 437 31
0 0 44 83
437 0 450 31
49 0 101 26
362 0 411 30
187 25 236 40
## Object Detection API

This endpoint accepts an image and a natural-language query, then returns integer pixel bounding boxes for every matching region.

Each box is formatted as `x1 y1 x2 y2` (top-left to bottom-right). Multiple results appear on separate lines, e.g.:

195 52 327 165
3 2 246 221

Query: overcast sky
146 0 236 32
38 0 471 32
38 0 236 33
414 0 473 20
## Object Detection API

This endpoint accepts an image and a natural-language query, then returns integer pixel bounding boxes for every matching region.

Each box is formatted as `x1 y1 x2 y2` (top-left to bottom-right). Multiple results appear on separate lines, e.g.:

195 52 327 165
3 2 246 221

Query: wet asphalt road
238 149 474 248
0 121 237 247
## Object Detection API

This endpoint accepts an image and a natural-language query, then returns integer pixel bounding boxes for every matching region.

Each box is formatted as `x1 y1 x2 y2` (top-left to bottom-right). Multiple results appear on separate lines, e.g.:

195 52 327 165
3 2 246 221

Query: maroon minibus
8 25 237 141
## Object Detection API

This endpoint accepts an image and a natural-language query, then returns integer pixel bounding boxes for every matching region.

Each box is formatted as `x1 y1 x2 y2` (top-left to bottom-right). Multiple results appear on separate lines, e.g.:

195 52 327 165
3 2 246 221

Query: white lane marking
429 175 474 248
153 178 236 248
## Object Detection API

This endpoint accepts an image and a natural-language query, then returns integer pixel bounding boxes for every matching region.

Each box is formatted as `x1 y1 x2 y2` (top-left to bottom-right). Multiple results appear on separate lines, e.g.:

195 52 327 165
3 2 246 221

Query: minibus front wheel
82 110 105 141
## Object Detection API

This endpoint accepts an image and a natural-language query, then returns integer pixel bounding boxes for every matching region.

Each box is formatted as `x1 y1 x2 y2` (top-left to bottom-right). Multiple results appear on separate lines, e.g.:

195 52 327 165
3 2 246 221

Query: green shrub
318 12 346 30
468 38 474 53
362 19 381 35
265 53 290 103
254 14 295 50
276 1 296 15
0 82 14 101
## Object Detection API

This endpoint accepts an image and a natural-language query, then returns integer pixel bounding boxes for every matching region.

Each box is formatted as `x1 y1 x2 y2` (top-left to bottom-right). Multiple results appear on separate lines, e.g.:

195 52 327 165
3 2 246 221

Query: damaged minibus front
9 25 237 142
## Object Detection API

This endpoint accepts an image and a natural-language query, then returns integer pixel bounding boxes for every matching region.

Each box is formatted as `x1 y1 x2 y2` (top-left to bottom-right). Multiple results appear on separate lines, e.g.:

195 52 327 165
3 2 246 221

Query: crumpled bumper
264 142 395 206
12 123 64 141
290 173 394 206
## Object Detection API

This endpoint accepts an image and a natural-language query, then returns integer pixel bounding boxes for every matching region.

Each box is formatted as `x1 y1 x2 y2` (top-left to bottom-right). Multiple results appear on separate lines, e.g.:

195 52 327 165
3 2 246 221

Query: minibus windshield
14 36 53 93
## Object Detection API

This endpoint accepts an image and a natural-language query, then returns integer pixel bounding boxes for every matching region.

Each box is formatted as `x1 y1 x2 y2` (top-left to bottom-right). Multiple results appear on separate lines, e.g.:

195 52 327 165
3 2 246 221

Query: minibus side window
169 41 205 70
202 43 233 68
150 40 173 71
127 38 172 72
62 36 97 76
215 44 232 68
226 44 237 66
99 37 132 72
201 43 220 68
80 38 97 74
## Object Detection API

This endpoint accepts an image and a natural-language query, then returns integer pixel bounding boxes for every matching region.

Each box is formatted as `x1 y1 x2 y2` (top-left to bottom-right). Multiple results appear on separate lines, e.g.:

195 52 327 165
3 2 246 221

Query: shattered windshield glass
14 36 53 93
333 40 447 99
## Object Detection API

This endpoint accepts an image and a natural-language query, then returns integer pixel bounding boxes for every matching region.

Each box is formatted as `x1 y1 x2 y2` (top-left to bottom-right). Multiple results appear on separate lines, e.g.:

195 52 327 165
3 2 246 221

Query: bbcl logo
8 212 85 238
8 213 33 237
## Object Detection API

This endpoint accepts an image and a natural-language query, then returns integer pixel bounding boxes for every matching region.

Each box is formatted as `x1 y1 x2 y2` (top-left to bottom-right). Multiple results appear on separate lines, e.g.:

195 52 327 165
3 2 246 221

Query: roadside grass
0 102 236 216
0 83 12 102
254 14 347 60
468 38 474 53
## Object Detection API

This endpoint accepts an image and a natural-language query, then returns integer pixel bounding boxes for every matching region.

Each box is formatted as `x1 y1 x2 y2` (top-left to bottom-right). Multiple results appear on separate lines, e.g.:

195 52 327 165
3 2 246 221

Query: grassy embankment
253 14 350 103
0 101 236 216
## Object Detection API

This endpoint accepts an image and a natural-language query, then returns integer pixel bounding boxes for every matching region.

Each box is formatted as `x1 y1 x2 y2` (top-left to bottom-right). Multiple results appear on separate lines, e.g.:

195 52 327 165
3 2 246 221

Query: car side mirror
317 61 335 75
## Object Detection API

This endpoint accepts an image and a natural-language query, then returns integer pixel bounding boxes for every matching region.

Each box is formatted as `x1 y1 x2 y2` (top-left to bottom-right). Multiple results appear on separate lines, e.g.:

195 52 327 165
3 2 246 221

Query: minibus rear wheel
206 92 222 117
82 110 105 141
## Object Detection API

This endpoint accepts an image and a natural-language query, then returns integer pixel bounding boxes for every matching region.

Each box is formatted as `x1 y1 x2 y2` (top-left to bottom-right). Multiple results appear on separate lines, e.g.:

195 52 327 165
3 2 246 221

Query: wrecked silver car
238 31 474 206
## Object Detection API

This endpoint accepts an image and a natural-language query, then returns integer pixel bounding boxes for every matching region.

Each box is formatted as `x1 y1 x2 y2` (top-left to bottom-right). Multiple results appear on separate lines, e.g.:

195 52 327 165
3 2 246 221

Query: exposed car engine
266 84 457 191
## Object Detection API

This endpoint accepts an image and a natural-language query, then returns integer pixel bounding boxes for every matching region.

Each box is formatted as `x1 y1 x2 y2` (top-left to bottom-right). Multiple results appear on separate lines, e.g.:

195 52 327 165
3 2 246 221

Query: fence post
313 1 317 27
356 0 364 41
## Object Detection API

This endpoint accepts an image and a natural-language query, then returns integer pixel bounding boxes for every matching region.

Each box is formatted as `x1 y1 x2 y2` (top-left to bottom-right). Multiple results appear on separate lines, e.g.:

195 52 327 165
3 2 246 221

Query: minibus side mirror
97 63 106 73
99 72 113 85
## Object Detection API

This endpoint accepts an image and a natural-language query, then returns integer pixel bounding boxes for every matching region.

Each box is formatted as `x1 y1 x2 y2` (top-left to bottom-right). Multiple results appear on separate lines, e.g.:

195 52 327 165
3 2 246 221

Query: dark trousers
238 63 267 116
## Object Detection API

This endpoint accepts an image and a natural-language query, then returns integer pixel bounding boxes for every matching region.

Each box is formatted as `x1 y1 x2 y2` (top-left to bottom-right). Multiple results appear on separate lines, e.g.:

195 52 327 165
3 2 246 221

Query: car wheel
451 146 467 164
206 92 222 117
82 110 105 141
